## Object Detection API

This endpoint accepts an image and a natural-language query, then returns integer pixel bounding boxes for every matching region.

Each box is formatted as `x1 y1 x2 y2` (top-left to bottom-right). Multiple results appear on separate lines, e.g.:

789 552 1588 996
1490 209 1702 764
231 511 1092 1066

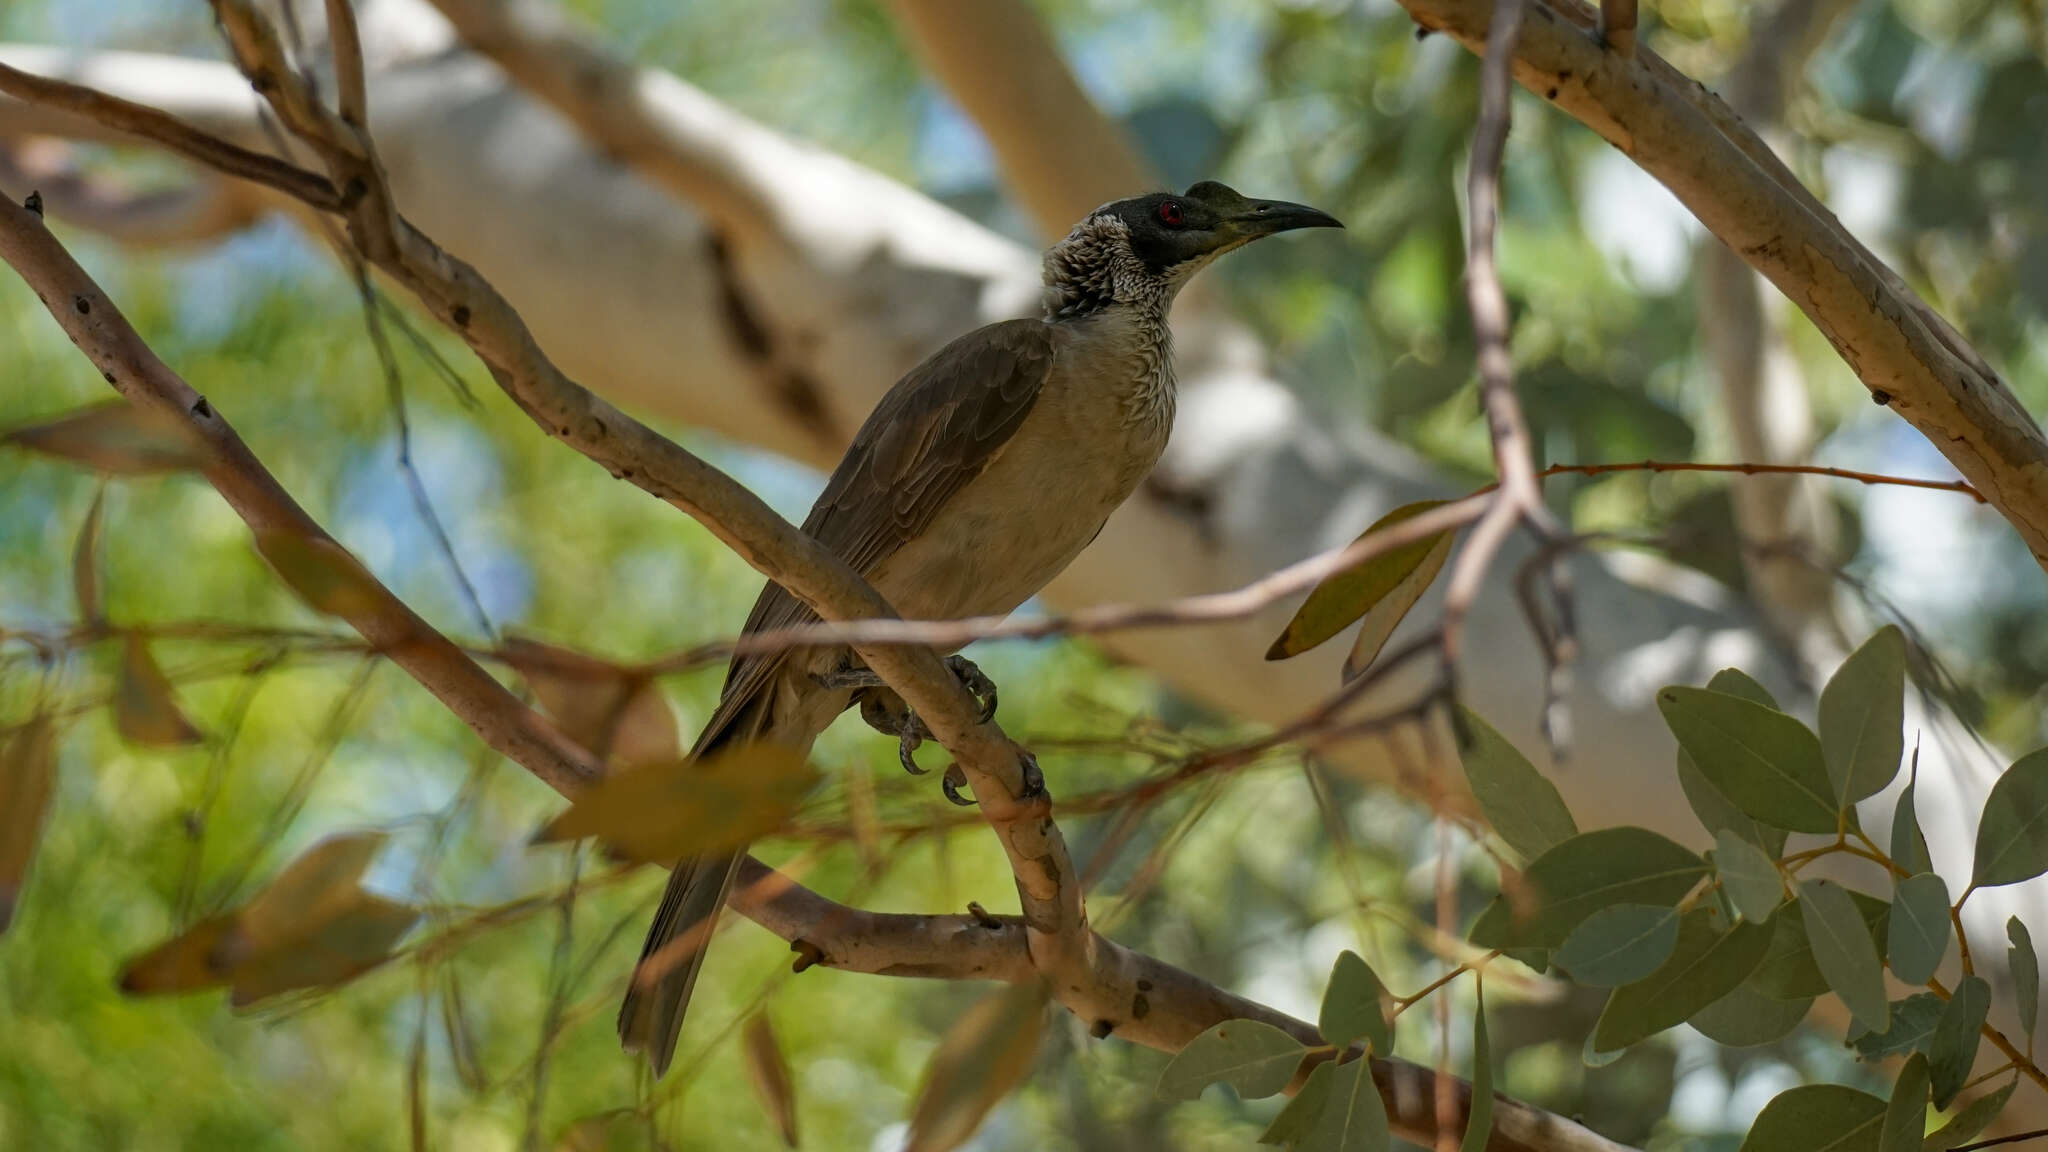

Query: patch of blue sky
333 415 532 635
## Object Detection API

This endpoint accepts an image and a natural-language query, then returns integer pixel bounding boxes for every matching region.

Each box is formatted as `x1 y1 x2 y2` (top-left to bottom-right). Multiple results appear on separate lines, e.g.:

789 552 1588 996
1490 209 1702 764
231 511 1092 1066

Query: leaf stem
1849 826 1908 879
1393 953 1498 1016
1929 976 2048 1097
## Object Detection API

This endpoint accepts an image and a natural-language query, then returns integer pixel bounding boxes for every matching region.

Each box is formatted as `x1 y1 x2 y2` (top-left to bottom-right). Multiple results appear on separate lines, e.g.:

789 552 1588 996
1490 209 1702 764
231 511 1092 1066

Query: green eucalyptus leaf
1455 707 1577 864
1893 762 1932 876
1853 995 1945 1062
1580 1031 1624 1068
1555 904 1680 987
1972 748 2048 889
1737 1085 1886 1152
1820 626 1907 808
1681 669 1786 857
1259 1060 1333 1148
1924 1076 2015 1151
1928 977 1989 1109
1300 1056 1388 1152
2008 918 2037 1040
1467 827 1705 950
1886 874 1952 986
1459 986 1492 1152
1801 881 1890 1035
1659 686 1836 834
1318 952 1391 1054
1716 830 1786 922
1680 751 1789 857
1591 908 1772 1052
1708 668 1782 708
1688 981 1812 1048
1158 1020 1306 1102
1878 1052 1928 1152
1755 893 1891 1001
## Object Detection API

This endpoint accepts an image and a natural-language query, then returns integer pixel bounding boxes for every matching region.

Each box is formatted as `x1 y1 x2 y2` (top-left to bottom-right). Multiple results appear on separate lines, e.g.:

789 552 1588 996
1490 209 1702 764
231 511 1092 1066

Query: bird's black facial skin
1108 181 1342 276
1112 192 1226 274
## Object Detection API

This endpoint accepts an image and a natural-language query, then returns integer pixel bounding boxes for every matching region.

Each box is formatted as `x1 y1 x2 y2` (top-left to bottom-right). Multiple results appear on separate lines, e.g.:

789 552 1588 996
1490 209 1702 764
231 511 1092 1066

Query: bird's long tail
618 852 744 1075
617 690 773 1076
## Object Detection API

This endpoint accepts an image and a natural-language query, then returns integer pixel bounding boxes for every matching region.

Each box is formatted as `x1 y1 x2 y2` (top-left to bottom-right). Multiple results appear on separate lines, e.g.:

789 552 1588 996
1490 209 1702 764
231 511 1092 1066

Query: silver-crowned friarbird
620 181 1342 1074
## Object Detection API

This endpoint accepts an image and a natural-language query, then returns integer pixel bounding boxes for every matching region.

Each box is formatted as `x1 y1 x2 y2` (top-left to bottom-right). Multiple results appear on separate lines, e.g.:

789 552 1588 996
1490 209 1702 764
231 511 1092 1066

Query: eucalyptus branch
1394 0 2048 577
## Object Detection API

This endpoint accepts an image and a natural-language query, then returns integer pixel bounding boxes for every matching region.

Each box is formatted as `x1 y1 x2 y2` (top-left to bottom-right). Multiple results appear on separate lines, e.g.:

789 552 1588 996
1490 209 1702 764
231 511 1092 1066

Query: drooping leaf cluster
1457 627 2046 1148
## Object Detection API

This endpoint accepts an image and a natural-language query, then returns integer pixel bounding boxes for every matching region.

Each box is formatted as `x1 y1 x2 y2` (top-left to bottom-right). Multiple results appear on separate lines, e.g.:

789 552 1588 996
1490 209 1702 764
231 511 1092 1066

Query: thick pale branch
419 0 781 242
1697 0 1862 661
1397 0 2048 575
880 0 1150 232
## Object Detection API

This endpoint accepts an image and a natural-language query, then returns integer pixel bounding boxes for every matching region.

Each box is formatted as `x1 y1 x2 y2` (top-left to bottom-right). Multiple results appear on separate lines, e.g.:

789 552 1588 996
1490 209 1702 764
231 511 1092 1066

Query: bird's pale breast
866 310 1174 629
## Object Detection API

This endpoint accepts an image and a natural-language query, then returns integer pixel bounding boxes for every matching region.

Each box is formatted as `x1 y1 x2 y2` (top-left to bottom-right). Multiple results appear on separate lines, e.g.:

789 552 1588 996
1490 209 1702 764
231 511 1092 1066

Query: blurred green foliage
1 0 2046 1148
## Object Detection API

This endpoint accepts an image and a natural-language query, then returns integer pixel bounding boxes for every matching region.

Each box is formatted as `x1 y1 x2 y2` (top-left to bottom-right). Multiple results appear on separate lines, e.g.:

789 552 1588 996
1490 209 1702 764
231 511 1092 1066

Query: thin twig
722 458 1965 661
0 61 339 210
1953 1127 2048 1152
1537 460 1983 502
323 0 369 131
354 266 498 640
1597 0 1637 54
1440 0 1555 684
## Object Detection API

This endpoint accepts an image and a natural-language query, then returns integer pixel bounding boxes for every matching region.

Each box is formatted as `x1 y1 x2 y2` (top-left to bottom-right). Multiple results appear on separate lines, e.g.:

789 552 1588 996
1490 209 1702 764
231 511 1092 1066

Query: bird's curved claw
898 725 928 775
942 763 975 806
945 654 999 723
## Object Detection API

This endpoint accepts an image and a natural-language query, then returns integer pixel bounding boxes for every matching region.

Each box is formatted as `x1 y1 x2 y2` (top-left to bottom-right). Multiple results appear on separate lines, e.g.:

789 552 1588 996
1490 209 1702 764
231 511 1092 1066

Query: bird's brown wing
691 318 1055 754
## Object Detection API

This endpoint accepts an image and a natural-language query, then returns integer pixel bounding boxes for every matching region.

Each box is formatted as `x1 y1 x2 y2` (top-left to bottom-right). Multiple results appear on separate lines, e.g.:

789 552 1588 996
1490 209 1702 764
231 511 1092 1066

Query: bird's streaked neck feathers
1042 214 1210 321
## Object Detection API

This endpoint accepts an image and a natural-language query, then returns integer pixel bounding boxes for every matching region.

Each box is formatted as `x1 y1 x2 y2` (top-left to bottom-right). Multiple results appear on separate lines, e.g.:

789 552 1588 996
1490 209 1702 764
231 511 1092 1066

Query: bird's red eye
1157 201 1185 227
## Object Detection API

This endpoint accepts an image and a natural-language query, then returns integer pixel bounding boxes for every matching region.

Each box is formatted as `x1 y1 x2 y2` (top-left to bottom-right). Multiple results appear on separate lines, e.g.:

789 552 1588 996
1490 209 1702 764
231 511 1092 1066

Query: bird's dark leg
812 655 1001 781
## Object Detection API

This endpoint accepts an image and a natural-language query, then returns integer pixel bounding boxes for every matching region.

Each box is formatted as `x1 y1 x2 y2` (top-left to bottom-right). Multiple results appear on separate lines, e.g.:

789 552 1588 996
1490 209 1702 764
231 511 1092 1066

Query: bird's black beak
1228 198 1345 237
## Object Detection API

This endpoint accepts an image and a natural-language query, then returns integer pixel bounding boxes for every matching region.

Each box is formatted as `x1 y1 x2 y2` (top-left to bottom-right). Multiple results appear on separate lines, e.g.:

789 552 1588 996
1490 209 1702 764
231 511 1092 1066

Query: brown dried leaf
254 530 386 620
118 833 416 1004
228 891 419 1006
2 401 205 474
1266 500 1454 664
501 637 679 767
73 486 104 624
0 718 57 932
554 1112 662 1152
905 981 1049 1152
744 1012 799 1147
1341 530 1453 680
118 913 241 994
239 832 387 947
535 743 817 863
115 635 203 746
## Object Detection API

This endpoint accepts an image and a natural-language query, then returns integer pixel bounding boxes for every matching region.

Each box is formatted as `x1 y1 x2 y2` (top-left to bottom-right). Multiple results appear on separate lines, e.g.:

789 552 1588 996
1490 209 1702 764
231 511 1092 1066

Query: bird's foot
941 749 1042 807
813 655 997 723
814 655 1002 787
942 763 974 806
944 654 999 723
844 688 933 776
